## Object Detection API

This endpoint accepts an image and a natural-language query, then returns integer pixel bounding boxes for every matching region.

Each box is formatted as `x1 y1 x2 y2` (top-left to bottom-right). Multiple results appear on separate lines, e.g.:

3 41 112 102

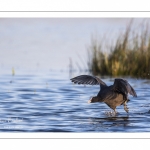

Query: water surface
0 71 150 132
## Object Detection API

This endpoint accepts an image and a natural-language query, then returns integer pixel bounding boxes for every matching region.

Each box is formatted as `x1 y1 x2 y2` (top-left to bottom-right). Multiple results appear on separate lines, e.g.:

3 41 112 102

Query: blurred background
0 18 149 76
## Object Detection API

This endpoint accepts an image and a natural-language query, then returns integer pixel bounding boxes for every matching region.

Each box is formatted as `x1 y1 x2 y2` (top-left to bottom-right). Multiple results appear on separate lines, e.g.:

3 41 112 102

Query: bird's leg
124 100 129 113
113 109 117 115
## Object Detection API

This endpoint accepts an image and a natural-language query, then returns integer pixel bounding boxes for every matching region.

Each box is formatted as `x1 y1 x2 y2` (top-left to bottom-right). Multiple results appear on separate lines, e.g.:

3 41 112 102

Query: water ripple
0 73 150 132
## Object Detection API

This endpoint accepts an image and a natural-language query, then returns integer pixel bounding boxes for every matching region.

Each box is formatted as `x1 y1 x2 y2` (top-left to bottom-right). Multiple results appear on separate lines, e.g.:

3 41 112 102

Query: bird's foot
105 110 118 116
124 105 129 113
124 100 129 113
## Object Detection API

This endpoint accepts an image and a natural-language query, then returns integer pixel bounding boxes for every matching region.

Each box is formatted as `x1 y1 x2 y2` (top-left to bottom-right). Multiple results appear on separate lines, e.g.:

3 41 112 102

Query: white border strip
0 12 150 18
0 133 149 138
0 0 149 12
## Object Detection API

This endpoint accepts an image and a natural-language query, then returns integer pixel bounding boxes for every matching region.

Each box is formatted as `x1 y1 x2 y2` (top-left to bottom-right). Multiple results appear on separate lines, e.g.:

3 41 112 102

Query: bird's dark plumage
70 75 137 113
70 75 106 86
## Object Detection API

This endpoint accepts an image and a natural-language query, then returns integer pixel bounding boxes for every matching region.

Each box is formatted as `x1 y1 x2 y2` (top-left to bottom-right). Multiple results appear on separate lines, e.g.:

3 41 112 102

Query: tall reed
88 21 150 78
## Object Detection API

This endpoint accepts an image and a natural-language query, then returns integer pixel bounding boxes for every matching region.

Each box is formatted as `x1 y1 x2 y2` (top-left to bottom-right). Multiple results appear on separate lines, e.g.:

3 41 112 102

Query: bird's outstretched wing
112 78 137 97
70 75 107 86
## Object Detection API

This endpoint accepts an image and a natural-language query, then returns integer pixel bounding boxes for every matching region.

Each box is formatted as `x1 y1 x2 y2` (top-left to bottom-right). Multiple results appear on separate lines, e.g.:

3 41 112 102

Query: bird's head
88 96 99 103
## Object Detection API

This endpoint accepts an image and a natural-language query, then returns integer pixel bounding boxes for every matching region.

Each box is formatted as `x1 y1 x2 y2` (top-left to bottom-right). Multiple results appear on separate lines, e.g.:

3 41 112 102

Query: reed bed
88 21 150 78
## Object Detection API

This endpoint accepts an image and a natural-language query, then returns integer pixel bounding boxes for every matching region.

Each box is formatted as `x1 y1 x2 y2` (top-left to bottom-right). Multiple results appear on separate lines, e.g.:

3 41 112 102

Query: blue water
0 71 150 132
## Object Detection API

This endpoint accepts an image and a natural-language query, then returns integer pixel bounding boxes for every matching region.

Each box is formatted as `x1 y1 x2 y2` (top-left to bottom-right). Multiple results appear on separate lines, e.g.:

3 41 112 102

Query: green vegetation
88 21 150 78
12 67 15 76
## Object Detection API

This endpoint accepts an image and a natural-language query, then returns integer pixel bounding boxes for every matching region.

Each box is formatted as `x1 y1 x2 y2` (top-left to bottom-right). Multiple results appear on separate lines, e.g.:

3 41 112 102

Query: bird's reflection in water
88 115 130 130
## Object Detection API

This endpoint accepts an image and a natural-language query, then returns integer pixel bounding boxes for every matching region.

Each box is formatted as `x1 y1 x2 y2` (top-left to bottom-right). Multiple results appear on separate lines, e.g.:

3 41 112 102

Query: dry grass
88 20 150 78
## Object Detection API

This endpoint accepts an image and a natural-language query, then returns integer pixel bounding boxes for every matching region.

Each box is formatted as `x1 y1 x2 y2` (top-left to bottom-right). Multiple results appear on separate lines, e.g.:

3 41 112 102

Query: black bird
70 75 137 114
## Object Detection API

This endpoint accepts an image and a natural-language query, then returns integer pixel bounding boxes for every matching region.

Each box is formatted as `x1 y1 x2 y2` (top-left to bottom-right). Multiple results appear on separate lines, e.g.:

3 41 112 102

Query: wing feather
112 78 137 97
70 75 106 86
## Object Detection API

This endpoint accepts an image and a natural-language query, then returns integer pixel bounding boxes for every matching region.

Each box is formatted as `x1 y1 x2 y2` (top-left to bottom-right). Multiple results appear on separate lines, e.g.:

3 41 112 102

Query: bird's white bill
87 98 92 103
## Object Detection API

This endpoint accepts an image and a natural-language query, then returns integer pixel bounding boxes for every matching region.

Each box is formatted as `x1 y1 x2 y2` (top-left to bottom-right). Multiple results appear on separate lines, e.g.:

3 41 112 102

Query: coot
70 75 137 114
